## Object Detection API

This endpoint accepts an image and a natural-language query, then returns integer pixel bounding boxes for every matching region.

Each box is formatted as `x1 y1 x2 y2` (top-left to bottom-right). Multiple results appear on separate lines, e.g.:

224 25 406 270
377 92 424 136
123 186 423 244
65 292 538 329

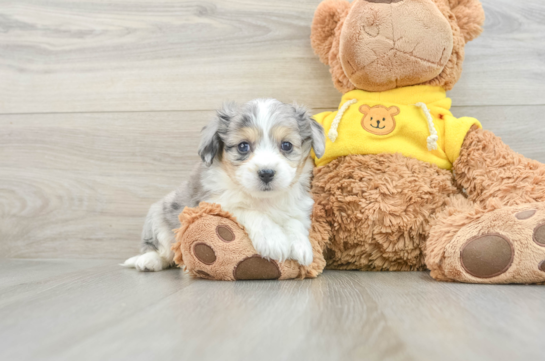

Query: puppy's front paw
251 227 291 263
133 252 168 272
290 234 314 266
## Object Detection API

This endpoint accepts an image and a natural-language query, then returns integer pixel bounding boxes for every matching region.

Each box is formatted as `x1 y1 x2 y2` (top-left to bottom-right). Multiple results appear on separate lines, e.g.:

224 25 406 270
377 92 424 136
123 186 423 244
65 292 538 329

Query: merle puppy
123 99 325 271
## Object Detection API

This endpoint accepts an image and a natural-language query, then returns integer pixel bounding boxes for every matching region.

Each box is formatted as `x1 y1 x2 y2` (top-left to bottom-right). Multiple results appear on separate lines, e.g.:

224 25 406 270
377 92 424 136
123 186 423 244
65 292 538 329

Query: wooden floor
1 0 545 360
1 259 544 361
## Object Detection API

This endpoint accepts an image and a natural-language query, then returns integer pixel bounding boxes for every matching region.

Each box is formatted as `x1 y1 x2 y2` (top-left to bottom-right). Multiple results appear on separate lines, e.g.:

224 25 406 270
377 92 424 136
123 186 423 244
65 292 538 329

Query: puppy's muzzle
258 169 276 184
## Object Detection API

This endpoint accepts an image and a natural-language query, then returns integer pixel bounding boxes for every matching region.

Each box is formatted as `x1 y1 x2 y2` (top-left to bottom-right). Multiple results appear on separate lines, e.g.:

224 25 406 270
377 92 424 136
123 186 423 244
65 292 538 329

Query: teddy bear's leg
172 203 325 281
427 198 545 284
425 128 545 284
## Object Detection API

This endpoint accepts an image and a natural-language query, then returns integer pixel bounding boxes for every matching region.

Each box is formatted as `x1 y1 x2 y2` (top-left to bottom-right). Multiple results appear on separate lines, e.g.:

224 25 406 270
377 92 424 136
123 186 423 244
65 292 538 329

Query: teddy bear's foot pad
460 234 514 279
440 203 545 284
233 256 281 280
534 224 545 245
193 243 217 265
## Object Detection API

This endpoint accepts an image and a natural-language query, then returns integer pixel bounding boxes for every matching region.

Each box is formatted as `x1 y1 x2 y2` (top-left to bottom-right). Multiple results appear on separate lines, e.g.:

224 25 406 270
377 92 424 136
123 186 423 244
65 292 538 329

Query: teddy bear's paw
441 203 545 284
190 225 283 281
173 205 303 281
183 219 255 281
187 220 299 280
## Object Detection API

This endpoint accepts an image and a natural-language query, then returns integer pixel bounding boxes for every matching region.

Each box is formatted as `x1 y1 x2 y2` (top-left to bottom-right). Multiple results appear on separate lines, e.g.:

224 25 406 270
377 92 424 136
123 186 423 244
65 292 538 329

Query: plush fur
311 152 459 271
123 99 325 271
311 127 545 283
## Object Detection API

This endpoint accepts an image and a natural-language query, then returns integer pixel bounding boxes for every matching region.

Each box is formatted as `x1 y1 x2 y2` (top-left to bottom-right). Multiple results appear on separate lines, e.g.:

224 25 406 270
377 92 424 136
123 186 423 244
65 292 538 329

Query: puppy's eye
281 142 293 152
237 142 250 153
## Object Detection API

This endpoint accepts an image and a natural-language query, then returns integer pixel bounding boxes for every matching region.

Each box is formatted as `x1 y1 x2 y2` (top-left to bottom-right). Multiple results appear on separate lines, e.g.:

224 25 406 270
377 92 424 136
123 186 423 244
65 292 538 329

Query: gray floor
1 259 544 361
2 0 545 360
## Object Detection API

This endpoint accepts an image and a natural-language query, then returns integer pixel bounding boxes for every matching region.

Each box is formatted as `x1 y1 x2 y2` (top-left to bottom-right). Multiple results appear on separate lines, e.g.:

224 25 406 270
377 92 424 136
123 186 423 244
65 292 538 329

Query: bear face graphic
359 105 400 136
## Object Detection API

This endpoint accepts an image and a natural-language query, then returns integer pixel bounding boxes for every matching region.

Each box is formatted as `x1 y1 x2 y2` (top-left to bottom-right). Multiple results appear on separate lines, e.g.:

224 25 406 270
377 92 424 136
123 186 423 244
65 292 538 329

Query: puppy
123 99 325 272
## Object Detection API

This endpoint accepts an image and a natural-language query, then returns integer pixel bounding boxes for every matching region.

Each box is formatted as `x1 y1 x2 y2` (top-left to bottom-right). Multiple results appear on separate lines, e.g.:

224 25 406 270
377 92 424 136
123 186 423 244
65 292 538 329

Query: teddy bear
172 0 545 284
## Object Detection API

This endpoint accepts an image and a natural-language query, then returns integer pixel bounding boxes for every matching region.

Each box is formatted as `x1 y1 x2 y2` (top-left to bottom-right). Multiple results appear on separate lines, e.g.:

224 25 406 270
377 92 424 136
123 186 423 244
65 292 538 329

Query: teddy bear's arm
444 115 482 165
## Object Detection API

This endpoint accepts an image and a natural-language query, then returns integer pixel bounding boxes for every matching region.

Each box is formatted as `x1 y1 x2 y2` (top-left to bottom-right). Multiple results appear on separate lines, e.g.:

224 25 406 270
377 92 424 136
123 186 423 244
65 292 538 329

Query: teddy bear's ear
450 0 486 43
311 0 351 65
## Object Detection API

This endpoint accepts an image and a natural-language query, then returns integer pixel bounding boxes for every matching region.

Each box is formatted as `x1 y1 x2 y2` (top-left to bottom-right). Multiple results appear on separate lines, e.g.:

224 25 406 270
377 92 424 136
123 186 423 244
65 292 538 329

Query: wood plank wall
1 0 544 259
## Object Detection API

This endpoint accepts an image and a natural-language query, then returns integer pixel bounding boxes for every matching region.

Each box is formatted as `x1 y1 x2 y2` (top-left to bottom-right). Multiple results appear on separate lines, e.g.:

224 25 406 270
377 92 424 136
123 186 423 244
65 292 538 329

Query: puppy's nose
258 169 276 184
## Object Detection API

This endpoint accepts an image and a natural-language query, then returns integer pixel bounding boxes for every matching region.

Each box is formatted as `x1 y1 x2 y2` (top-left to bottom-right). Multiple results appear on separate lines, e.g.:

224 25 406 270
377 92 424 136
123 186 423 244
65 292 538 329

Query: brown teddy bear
172 0 545 284
308 0 545 284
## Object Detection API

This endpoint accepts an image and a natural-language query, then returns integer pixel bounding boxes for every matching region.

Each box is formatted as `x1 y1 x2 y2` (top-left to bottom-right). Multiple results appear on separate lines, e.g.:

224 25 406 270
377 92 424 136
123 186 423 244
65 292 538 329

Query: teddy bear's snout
339 0 454 91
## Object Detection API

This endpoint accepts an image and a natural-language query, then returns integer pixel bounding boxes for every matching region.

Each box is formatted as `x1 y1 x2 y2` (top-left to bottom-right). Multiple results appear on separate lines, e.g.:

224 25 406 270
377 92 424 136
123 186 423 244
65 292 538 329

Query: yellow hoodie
312 85 481 170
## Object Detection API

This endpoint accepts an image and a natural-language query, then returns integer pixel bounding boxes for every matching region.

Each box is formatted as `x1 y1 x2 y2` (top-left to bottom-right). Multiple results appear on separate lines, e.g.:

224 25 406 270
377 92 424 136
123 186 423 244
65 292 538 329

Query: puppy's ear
450 0 485 43
293 104 326 159
198 102 236 166
310 117 326 159
311 0 351 65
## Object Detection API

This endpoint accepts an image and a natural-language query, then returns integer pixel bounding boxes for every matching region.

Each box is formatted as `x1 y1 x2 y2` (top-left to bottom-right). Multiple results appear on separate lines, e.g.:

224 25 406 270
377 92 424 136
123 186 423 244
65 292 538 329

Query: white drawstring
328 99 358 143
414 102 439 151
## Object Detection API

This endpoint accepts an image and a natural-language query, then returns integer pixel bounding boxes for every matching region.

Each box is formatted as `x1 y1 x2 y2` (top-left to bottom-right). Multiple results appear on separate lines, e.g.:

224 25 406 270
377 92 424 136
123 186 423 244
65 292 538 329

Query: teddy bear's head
311 0 485 93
